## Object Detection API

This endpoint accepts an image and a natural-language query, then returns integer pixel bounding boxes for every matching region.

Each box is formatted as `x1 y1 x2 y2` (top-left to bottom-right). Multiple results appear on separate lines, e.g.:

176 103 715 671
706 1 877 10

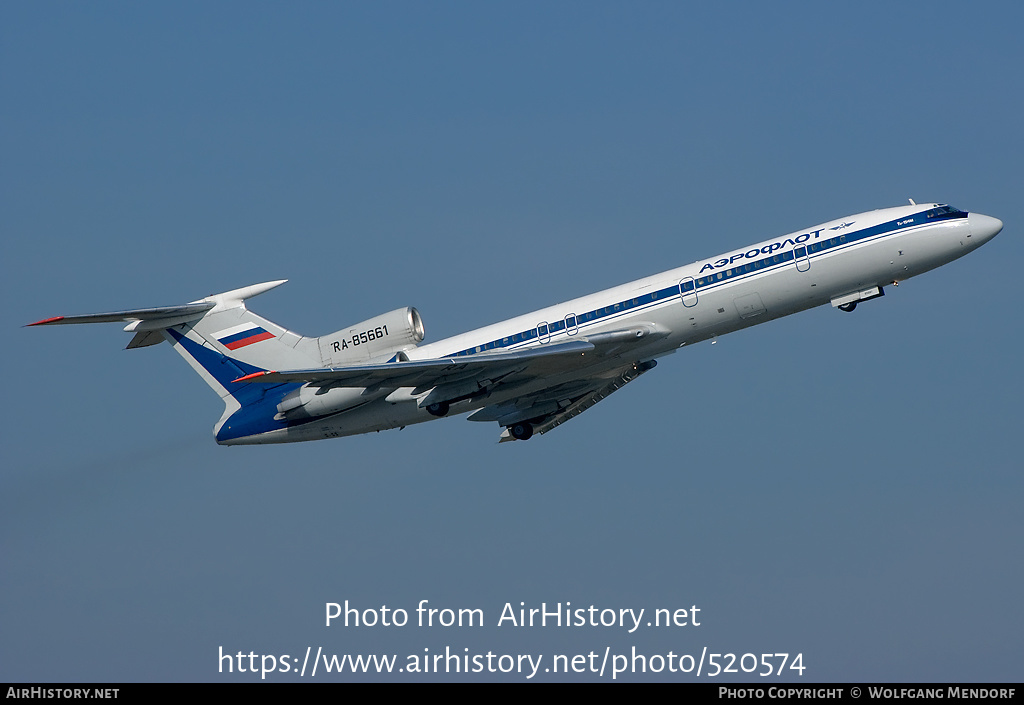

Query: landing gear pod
831 286 884 313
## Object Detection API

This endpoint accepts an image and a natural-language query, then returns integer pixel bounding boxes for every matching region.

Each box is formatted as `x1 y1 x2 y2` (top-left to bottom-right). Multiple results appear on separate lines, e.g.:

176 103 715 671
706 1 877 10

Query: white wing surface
232 340 597 389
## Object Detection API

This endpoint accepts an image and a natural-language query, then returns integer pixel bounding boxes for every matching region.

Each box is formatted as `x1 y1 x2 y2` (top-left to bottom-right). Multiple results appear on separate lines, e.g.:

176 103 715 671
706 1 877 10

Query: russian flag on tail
215 323 276 350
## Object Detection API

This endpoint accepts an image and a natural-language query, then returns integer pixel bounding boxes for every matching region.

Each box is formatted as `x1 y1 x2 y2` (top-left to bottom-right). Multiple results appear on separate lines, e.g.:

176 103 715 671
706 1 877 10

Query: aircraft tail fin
28 280 322 443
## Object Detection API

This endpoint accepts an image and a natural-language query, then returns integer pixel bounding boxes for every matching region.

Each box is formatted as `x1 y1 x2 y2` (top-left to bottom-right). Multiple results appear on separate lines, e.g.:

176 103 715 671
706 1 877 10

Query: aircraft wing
234 324 667 437
233 339 597 389
233 324 668 388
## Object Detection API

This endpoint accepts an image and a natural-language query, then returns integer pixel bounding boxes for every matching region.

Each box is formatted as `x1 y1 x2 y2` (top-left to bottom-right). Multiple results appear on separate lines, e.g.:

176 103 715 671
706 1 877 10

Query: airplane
28 202 1002 445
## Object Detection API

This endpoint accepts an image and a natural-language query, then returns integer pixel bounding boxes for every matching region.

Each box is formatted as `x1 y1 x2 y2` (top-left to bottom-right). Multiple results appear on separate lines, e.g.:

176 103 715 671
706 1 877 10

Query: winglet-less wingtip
26 316 65 327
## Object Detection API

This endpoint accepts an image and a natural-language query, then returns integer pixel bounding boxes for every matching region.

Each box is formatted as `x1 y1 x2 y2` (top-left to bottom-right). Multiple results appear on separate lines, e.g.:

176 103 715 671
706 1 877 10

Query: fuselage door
679 277 698 307
564 313 578 336
794 245 811 272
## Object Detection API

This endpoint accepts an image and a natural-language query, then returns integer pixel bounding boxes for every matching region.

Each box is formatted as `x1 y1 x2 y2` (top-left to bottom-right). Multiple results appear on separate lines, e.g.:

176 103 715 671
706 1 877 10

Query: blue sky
2 2 1021 681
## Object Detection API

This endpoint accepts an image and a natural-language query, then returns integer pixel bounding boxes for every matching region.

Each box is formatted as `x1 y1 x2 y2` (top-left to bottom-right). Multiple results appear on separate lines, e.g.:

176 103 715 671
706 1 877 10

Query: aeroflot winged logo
215 324 276 350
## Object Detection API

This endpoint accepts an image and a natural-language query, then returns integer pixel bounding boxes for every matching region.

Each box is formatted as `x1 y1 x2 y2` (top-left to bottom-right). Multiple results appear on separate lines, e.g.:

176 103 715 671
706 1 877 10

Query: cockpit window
927 205 964 219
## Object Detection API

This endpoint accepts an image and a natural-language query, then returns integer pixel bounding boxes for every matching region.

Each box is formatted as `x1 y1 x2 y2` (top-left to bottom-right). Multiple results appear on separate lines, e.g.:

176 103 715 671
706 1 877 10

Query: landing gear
509 422 534 441
425 401 450 417
838 302 857 312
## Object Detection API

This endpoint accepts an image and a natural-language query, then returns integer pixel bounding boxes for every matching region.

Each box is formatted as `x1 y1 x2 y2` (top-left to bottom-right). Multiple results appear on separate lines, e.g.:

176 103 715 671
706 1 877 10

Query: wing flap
493 359 658 441
534 361 656 435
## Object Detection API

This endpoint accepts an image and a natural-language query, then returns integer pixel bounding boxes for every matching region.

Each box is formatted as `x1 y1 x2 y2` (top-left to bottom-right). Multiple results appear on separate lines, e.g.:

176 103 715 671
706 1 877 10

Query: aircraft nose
968 212 1003 243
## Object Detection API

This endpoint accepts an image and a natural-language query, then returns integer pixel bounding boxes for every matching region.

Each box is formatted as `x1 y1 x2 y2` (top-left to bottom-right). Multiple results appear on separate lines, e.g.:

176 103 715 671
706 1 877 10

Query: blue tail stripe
167 329 303 441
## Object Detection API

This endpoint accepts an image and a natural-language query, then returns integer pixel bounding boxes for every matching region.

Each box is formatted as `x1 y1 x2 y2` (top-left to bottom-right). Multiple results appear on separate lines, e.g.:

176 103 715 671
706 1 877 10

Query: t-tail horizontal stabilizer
26 280 288 349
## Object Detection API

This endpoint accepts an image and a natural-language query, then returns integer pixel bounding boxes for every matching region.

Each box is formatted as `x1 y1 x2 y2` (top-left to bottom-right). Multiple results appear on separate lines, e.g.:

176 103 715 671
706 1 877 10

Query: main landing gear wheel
838 302 857 312
426 401 450 417
509 422 534 441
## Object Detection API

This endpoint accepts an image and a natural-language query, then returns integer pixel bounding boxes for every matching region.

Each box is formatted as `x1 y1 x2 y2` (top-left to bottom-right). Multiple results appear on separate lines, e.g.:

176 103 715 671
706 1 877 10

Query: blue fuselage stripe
444 208 966 357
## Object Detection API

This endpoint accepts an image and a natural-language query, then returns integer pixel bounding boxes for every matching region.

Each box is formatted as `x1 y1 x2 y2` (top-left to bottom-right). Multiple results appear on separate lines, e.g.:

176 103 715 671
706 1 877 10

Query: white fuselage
240 203 1000 443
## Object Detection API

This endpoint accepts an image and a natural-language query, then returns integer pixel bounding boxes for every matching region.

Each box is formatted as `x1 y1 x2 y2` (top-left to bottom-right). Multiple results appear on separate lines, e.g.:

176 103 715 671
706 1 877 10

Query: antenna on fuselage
908 198 916 205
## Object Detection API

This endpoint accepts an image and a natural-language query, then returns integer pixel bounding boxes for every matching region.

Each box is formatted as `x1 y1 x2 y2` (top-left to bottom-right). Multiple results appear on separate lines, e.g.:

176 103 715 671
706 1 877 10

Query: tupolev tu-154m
28 202 1002 444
